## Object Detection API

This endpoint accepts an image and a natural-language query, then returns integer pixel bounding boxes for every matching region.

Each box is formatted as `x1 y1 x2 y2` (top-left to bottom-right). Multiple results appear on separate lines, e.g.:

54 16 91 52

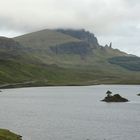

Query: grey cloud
0 0 130 32
0 0 140 55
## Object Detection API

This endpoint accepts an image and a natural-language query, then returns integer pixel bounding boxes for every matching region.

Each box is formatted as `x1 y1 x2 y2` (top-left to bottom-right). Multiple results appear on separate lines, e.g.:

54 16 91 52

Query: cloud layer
0 0 140 56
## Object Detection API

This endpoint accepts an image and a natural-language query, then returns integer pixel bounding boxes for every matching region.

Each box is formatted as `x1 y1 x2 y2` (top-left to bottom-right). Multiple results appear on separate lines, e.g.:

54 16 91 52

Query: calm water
0 85 140 140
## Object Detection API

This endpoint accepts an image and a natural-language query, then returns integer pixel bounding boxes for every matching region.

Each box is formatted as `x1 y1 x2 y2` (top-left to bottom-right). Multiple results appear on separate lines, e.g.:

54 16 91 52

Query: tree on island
106 90 112 97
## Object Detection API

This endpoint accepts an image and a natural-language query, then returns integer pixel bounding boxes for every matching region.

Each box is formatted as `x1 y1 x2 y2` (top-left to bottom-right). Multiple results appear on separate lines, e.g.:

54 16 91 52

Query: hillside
0 37 23 60
14 29 127 66
0 29 140 87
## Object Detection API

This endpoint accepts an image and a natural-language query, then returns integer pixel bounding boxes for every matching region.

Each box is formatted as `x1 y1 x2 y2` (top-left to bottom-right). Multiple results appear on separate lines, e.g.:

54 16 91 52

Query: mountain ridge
0 28 140 87
14 29 128 66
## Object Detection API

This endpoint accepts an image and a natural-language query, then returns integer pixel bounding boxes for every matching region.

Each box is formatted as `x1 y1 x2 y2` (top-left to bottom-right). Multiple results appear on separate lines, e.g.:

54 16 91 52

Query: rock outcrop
56 29 100 48
50 41 92 56
101 93 129 102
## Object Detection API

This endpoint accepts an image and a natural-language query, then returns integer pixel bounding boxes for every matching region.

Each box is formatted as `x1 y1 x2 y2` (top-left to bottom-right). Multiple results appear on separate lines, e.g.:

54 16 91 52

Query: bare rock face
50 41 92 56
101 94 129 102
56 29 100 48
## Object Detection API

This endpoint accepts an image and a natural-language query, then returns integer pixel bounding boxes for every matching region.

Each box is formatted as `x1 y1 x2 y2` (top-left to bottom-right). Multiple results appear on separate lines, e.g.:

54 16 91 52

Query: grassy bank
0 129 22 140
1 59 140 88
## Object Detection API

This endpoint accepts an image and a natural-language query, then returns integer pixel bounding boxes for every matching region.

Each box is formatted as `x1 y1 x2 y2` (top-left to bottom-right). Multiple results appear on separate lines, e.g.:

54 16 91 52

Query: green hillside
108 56 140 71
1 58 140 88
0 29 140 87
15 29 80 48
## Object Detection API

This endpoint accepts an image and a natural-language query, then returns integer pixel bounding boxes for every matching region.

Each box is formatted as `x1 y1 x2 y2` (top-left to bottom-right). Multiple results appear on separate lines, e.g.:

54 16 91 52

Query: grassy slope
1 58 140 88
0 129 21 140
108 56 140 71
14 29 80 51
14 29 82 64
13 29 140 85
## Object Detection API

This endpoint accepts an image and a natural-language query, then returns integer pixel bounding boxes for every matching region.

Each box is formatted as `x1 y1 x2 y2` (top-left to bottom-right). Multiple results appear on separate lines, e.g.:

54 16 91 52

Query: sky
0 0 140 56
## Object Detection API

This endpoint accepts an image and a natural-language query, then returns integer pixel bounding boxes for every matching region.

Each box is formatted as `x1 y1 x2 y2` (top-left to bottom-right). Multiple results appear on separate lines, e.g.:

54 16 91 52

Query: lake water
0 85 140 140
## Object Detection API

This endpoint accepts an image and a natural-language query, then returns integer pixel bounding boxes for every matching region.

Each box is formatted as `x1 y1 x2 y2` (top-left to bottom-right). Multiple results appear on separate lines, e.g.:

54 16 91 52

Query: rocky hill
0 29 140 87
14 29 127 66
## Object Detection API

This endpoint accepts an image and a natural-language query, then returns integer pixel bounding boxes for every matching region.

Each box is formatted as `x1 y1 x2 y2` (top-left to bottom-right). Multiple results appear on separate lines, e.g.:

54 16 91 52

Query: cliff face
50 41 92 56
56 29 99 48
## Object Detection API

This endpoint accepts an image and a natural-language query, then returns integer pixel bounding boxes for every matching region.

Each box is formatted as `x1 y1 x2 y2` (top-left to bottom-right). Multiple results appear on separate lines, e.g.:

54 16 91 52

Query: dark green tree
106 90 112 97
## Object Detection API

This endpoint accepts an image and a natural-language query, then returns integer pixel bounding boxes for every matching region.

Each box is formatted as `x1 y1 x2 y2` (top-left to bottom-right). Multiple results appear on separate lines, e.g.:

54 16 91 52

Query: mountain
14 29 127 66
0 29 140 87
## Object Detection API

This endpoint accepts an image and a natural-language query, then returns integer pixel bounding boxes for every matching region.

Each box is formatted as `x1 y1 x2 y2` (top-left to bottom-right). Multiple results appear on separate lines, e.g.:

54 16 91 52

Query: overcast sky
0 0 140 56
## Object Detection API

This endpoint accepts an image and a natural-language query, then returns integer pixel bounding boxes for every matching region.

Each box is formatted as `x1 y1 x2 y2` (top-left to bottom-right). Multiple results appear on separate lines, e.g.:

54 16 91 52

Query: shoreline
0 82 140 90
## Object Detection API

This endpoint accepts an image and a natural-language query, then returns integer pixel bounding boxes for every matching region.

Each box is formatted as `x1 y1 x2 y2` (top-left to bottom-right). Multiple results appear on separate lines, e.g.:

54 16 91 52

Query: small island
0 129 22 140
101 90 129 102
137 93 140 96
